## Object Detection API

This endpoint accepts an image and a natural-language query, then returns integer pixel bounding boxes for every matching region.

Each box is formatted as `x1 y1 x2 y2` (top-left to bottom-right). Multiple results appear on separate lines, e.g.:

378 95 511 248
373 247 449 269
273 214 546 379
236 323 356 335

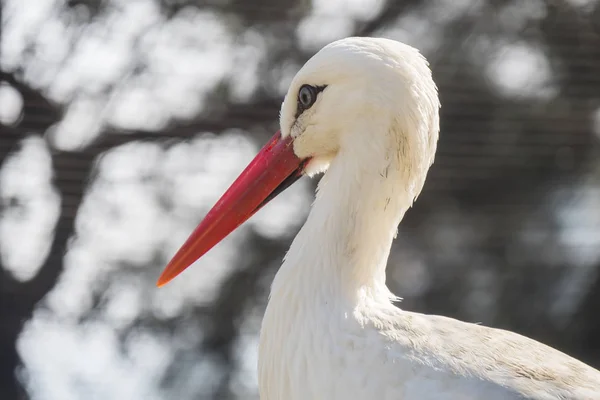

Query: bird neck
273 131 420 303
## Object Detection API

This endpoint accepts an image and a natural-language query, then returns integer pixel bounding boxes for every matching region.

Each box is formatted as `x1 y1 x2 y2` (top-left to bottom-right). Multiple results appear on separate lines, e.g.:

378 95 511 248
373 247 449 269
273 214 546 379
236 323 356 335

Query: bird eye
298 85 317 109
294 84 326 118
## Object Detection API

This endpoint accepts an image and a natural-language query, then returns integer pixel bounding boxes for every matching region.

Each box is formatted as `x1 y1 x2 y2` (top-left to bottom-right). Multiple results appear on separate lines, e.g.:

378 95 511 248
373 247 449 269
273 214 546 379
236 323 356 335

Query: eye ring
298 85 317 109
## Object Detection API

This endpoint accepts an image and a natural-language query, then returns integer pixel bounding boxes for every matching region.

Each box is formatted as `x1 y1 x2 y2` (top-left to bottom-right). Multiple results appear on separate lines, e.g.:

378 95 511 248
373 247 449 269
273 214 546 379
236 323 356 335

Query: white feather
258 37 600 400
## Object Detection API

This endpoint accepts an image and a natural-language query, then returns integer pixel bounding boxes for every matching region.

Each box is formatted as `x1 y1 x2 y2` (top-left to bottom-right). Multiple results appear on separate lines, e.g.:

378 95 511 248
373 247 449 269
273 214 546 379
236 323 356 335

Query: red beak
157 131 307 287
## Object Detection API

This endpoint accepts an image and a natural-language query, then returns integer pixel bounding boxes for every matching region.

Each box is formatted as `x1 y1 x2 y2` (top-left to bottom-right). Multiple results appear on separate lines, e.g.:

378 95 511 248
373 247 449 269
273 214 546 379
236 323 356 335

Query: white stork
157 37 600 399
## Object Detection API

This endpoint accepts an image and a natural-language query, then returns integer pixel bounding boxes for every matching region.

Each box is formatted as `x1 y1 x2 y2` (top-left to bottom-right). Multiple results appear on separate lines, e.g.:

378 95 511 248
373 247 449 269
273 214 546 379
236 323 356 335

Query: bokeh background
1 0 600 399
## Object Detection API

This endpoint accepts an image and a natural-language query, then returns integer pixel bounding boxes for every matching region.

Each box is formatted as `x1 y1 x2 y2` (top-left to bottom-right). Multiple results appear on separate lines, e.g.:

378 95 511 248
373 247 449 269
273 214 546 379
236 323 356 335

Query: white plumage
158 36 600 400
256 37 600 399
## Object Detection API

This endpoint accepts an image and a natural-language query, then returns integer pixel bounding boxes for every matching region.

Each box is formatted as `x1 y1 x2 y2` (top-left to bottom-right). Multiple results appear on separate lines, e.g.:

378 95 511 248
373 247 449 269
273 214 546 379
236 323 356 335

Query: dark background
1 0 600 399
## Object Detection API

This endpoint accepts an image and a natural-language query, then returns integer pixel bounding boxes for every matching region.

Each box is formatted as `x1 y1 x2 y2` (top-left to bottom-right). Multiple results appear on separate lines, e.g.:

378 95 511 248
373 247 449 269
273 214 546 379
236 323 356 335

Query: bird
156 37 600 399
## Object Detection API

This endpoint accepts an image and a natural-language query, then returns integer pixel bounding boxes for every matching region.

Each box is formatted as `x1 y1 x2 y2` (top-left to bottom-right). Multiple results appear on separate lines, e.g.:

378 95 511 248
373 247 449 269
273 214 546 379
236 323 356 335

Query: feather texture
258 37 600 399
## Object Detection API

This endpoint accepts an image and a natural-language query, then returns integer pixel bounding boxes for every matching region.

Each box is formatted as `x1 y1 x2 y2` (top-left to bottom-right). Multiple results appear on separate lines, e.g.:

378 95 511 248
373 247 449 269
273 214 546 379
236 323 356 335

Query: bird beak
156 130 307 287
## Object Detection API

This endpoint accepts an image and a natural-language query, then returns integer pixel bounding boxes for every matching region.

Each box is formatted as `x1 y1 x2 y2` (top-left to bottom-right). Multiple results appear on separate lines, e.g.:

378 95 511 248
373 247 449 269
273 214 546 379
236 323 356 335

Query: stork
157 37 600 399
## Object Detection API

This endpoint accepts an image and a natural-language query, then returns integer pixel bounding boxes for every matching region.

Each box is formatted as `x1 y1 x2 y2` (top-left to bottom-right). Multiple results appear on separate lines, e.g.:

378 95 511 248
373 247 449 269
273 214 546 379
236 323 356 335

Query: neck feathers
273 125 427 303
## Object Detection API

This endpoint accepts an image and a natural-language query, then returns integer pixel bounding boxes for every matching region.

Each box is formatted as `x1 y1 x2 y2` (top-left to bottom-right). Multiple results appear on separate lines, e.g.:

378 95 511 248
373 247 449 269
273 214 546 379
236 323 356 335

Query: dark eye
298 85 317 109
295 84 326 118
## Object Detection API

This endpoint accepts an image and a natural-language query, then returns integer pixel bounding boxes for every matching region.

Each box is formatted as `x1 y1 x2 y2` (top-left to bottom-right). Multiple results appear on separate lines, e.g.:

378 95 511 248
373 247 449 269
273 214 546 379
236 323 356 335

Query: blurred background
1 0 600 399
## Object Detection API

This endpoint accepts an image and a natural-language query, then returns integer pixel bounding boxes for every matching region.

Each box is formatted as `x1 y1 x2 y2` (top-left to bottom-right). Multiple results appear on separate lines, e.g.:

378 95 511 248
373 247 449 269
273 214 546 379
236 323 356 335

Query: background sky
1 0 600 399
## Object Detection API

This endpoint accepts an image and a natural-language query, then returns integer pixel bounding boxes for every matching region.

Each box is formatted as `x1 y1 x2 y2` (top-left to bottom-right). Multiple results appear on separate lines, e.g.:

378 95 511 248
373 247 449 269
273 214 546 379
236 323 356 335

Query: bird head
281 37 439 178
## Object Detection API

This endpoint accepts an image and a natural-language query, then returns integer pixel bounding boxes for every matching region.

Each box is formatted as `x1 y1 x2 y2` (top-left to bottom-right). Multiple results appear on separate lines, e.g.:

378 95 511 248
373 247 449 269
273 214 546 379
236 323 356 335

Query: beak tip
156 270 175 287
155 278 167 288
